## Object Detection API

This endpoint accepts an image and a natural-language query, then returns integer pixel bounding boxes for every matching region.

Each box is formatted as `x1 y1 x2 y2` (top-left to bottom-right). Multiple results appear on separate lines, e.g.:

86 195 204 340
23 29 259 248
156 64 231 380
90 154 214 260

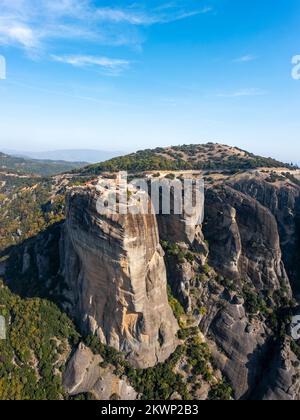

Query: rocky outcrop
155 177 207 252
204 184 291 294
166 260 194 311
62 185 178 369
241 337 300 401
229 173 300 295
154 176 208 310
63 343 137 400
207 297 268 399
199 175 300 400
58 172 300 399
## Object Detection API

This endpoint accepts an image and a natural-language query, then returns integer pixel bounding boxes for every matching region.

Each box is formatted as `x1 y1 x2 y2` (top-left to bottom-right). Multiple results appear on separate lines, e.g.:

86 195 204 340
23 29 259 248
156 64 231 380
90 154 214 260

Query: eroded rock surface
204 184 291 294
59 171 300 399
63 343 137 400
159 172 300 400
62 186 178 368
207 299 268 399
199 173 300 400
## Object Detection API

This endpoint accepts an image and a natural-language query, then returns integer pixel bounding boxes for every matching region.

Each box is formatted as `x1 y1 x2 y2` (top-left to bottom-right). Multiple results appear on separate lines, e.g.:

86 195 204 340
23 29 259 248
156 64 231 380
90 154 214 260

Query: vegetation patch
0 281 79 400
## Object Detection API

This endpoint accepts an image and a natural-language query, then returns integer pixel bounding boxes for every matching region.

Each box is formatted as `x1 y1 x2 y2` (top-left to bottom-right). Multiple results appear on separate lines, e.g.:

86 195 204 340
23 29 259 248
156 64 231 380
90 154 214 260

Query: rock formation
199 173 300 400
62 184 179 369
63 343 138 400
7 169 300 400
230 173 300 295
155 171 300 400
204 184 291 293
4 144 300 400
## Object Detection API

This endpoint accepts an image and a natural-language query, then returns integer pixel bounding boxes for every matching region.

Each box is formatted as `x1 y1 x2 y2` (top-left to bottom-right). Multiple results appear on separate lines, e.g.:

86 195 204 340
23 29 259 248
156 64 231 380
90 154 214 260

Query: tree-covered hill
79 143 296 175
0 281 79 400
0 152 87 177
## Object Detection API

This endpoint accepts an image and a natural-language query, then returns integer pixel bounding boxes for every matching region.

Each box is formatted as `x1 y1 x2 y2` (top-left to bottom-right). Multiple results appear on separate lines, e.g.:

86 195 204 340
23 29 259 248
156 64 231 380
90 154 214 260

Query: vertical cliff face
230 173 300 295
200 175 300 400
152 172 300 400
62 186 178 368
155 176 206 249
58 171 300 399
204 184 291 293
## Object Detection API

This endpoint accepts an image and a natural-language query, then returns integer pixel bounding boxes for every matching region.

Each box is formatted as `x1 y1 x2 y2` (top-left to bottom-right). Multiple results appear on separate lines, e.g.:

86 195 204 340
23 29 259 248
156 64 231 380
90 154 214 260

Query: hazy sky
0 0 300 163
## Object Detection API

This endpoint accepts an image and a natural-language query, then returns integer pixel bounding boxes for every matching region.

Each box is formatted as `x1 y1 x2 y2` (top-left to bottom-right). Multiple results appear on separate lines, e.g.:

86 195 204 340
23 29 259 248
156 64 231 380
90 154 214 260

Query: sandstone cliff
5 169 300 400
154 171 300 400
4 142 300 401
201 174 300 400
204 183 291 293
63 343 138 400
61 185 178 369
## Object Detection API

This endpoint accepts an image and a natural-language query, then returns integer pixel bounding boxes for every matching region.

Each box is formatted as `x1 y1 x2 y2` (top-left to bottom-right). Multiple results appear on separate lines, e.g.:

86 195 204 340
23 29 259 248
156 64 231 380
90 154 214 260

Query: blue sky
0 0 300 163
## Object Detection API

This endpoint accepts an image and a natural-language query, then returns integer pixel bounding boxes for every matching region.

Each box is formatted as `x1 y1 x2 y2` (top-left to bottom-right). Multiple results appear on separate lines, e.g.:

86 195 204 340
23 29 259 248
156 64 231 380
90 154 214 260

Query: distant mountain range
0 152 87 177
1 149 124 163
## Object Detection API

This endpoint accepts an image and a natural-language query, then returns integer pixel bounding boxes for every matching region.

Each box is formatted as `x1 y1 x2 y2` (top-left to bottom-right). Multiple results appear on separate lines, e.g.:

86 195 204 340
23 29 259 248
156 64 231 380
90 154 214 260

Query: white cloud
51 54 130 75
0 1 212 48
0 0 96 50
218 88 267 98
0 0 213 72
10 25 35 48
43 0 89 17
94 6 212 25
0 24 37 48
52 54 129 68
95 9 151 25
234 54 257 63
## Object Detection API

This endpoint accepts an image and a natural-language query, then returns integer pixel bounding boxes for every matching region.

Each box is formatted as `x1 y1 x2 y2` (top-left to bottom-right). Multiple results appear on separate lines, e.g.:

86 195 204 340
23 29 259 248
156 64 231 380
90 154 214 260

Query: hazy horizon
1 141 299 166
